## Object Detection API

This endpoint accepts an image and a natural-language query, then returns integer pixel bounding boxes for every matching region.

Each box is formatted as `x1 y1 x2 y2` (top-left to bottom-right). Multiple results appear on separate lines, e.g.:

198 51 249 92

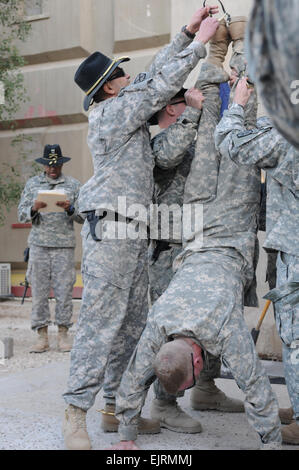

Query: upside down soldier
147 17 253 434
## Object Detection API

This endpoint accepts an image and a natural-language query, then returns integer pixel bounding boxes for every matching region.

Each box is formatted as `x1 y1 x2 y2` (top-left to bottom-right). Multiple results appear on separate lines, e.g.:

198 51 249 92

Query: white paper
36 189 67 213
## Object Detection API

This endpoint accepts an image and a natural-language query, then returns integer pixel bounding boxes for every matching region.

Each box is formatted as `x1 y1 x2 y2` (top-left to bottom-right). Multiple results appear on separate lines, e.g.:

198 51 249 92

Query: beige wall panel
12 60 88 122
17 0 102 60
114 0 170 42
90 0 114 55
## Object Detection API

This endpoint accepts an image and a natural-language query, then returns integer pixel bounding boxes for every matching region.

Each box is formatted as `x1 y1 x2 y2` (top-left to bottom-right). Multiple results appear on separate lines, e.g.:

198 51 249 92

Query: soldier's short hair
93 87 107 103
154 339 192 395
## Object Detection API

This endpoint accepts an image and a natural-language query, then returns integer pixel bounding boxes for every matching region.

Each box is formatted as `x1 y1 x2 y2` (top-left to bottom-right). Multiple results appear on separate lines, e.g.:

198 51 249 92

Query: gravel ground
0 298 80 374
0 298 297 452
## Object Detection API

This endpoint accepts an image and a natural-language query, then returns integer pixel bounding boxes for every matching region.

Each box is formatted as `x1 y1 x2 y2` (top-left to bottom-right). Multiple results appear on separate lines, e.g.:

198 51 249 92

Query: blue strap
219 82 230 117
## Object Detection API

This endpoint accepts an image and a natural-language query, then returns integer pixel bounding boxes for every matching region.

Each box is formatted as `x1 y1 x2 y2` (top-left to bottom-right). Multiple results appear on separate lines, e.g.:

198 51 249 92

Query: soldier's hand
106 440 140 450
32 201 47 212
233 77 253 107
185 88 205 110
196 16 219 44
186 5 219 35
56 200 71 211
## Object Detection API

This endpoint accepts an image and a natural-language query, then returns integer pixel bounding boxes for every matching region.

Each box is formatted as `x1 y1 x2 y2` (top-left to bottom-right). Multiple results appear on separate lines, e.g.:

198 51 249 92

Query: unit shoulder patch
134 72 147 84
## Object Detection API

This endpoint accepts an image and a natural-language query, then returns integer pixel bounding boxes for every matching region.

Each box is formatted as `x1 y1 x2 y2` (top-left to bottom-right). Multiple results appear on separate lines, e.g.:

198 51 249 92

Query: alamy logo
92 197 204 245
290 80 299 105
290 341 299 365
0 340 5 366
0 81 4 105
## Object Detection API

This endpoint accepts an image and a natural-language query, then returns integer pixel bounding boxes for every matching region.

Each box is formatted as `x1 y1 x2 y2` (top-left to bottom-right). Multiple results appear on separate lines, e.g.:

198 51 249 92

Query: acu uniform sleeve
18 179 39 224
215 104 285 169
152 106 200 170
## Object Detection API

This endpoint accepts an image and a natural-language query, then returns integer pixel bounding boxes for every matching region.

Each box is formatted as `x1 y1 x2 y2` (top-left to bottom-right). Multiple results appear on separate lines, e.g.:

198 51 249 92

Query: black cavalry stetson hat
148 87 188 126
35 144 71 167
74 51 130 111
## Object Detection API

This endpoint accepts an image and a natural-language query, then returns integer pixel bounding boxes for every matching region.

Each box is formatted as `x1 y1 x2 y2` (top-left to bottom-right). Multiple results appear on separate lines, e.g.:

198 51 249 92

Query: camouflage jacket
78 31 207 222
18 172 83 248
215 103 299 258
151 106 201 243
247 0 299 149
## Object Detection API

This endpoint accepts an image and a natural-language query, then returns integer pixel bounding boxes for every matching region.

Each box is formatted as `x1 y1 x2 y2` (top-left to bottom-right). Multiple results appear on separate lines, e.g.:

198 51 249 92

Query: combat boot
207 19 231 68
100 403 160 434
228 16 247 54
190 378 244 412
57 326 72 352
279 407 295 425
151 399 202 434
281 422 299 445
30 326 50 353
62 404 91 450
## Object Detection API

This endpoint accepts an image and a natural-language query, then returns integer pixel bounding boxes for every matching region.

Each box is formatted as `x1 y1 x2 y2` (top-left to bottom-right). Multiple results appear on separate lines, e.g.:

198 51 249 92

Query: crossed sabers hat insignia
48 149 59 166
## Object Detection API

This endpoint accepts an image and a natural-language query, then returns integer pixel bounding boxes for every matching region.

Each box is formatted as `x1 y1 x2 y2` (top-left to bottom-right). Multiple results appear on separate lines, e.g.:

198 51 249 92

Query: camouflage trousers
148 242 225 402
272 252 299 420
148 242 182 305
151 251 281 443
63 236 149 411
27 244 76 331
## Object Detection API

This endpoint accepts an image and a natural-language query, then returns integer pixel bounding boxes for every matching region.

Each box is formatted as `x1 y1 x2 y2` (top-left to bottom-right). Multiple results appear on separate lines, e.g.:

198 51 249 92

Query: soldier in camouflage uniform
62 8 220 450
18 144 83 353
246 0 299 150
149 86 244 434
110 22 281 451
215 77 299 445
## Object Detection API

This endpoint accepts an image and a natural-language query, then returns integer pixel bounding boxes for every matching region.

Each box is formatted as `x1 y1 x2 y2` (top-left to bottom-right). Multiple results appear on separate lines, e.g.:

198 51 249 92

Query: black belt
151 240 171 263
86 211 141 242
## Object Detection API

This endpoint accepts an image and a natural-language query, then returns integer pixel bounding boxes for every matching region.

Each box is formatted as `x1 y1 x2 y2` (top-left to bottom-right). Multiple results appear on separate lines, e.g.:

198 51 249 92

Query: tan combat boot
207 19 231 68
228 16 247 54
57 326 72 352
279 407 295 425
151 399 202 434
30 326 50 353
281 422 299 445
190 378 244 412
62 404 91 450
100 403 160 434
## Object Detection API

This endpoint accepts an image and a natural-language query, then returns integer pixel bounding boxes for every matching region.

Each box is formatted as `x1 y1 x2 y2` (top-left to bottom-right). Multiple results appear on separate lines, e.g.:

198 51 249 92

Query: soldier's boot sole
159 421 202 434
30 346 50 354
